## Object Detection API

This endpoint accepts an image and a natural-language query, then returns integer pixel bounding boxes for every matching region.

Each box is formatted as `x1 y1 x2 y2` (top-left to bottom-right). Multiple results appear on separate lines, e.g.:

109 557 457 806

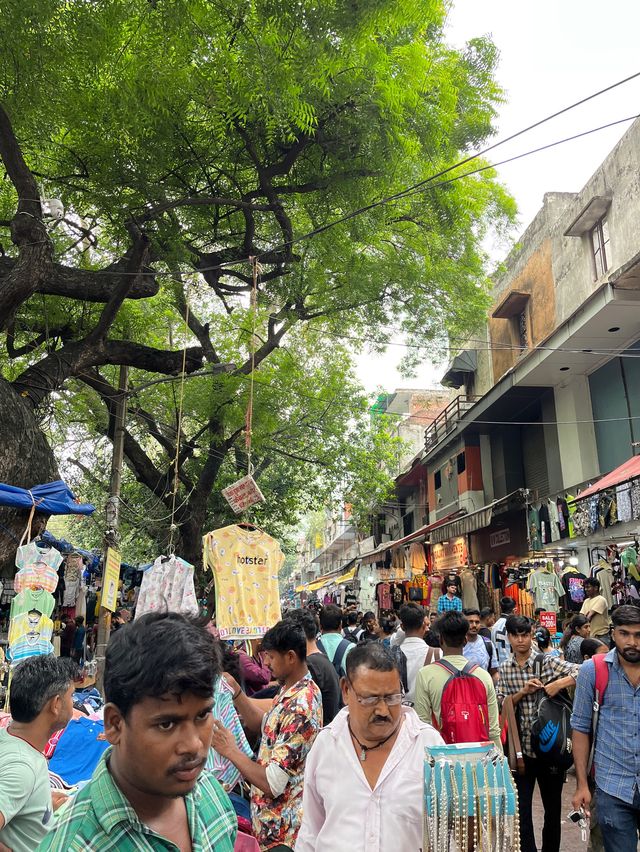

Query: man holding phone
571 605 640 852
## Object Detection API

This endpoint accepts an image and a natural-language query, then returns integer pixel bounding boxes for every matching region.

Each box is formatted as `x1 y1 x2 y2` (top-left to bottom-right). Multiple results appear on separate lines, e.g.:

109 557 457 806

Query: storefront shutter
521 422 549 496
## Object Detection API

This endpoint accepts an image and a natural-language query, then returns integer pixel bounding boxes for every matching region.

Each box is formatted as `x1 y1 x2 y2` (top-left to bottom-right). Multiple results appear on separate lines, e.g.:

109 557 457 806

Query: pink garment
234 832 260 852
296 707 444 852
134 555 199 619
237 648 271 695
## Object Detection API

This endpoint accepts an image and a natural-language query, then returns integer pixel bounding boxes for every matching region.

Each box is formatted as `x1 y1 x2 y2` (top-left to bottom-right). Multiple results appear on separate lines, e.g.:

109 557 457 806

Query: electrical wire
9 73 640 274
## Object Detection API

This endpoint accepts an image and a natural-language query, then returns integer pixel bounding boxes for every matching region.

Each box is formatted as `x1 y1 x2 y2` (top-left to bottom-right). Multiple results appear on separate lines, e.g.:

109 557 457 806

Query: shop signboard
222 474 265 514
490 528 511 549
539 611 557 633
102 547 121 612
432 537 468 572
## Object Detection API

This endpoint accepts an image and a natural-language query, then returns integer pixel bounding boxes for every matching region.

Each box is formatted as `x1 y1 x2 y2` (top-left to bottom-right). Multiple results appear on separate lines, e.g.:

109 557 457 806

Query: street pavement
532 776 586 852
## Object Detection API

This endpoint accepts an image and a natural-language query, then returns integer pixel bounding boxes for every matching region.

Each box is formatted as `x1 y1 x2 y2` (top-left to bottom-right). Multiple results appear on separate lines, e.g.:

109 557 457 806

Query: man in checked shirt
497 614 579 852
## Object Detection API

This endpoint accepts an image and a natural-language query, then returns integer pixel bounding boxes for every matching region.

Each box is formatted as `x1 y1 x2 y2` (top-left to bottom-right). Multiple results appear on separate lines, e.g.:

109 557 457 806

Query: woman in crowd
580 637 608 660
560 614 591 663
534 626 561 658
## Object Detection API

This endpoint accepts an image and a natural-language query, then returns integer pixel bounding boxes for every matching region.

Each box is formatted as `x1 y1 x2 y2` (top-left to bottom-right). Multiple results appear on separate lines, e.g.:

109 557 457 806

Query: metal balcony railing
424 395 480 452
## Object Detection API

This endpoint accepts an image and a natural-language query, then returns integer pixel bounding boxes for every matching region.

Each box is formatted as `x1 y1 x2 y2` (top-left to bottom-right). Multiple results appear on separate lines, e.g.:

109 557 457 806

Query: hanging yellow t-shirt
203 525 284 639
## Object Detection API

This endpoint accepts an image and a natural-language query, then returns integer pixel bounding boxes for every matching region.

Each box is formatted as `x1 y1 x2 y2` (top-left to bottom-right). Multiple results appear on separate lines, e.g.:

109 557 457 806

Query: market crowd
1 591 640 851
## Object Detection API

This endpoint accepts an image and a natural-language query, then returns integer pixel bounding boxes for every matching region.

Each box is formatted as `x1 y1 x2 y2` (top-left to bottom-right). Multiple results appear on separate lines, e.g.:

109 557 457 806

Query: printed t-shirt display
0 728 54 851
527 567 564 612
561 569 585 612
203 525 284 639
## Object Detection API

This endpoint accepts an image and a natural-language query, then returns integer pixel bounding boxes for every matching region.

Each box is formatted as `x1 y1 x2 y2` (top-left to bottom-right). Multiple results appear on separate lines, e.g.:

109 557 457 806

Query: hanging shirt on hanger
459 568 479 610
8 611 54 646
527 569 564 612
10 588 55 619
561 569 585 612
135 555 199 620
203 525 284 639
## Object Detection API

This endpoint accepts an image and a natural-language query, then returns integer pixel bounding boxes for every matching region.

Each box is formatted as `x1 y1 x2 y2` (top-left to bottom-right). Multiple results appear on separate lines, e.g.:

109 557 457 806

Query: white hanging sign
222 475 265 514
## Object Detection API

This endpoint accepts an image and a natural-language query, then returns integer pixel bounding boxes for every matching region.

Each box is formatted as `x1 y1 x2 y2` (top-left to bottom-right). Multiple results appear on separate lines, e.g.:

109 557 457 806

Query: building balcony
424 395 480 454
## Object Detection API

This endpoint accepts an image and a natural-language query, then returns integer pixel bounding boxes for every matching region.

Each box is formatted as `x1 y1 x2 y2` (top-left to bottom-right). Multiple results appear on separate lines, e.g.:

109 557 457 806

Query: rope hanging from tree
167 287 190 554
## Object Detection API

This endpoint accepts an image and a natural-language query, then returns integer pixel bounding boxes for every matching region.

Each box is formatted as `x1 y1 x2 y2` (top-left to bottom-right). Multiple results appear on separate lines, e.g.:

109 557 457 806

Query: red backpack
435 660 491 744
587 653 610 774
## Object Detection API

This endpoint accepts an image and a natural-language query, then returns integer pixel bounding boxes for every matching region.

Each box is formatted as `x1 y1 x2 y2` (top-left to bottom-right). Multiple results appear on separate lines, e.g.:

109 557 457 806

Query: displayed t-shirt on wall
203 524 284 639
527 569 565 612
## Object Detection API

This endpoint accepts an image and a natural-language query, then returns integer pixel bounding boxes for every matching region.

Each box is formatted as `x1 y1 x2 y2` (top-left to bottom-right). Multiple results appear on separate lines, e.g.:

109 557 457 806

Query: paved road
532 776 589 852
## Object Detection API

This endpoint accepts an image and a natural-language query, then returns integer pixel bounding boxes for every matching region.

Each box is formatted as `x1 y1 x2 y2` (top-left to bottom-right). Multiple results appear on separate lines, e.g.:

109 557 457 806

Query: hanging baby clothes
14 541 61 595
62 554 83 607
8 611 53 646
459 567 479 610
203 525 284 639
135 555 199 619
10 587 55 619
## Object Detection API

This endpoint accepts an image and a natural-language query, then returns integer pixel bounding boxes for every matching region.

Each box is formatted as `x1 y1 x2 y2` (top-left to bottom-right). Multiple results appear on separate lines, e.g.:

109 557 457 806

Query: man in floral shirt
211 620 322 851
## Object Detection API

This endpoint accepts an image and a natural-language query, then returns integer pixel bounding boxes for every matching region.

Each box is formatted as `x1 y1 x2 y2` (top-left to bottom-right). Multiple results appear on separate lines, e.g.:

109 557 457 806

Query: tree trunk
0 378 59 574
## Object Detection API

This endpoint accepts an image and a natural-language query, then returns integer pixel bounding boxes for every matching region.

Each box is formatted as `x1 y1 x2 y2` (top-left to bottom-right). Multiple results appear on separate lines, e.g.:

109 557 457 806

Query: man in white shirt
491 596 517 665
295 642 443 852
396 604 428 704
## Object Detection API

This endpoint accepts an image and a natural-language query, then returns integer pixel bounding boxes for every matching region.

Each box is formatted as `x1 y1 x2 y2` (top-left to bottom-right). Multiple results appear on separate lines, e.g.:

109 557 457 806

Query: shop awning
572 454 640 501
297 561 358 592
441 349 478 389
358 512 466 564
430 504 495 544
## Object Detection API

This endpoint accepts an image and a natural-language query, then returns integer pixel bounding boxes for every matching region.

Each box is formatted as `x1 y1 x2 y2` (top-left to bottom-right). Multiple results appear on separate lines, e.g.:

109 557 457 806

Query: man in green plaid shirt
37 613 237 851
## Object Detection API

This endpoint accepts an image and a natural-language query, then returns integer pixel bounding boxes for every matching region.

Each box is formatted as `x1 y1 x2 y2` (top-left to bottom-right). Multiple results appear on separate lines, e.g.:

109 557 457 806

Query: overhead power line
13 69 639 275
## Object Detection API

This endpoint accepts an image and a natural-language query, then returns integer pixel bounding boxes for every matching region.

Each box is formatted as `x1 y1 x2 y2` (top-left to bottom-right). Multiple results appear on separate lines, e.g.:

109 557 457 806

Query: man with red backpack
414 611 502 749
571 604 640 852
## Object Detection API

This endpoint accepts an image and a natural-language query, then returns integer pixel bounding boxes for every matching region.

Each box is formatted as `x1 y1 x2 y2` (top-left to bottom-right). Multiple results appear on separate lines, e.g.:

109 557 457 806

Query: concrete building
424 118 640 567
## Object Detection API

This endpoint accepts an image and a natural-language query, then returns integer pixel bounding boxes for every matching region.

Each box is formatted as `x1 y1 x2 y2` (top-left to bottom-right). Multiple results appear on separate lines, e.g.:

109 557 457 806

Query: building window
434 470 442 490
457 452 466 475
590 217 610 279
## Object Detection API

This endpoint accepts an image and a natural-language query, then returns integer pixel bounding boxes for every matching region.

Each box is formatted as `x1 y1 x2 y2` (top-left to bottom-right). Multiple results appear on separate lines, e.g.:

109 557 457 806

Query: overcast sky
355 0 640 395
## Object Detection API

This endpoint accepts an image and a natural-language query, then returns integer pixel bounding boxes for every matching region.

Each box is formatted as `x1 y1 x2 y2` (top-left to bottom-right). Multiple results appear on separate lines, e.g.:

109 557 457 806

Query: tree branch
0 256 159 301
135 195 274 223
11 338 204 407
87 234 150 341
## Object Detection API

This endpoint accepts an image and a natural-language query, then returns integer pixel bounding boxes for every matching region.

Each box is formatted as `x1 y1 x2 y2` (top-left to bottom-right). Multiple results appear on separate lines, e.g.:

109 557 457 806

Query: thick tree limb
0 104 54 329
12 339 204 406
0 255 159 302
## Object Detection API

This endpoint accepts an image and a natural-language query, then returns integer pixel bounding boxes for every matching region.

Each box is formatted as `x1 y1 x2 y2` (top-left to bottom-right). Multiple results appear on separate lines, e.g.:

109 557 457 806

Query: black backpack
317 637 351 678
343 628 360 645
529 654 574 769
390 645 409 695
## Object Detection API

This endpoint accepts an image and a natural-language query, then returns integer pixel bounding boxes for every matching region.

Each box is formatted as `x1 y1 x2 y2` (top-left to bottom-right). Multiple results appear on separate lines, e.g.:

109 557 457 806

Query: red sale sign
539 611 557 633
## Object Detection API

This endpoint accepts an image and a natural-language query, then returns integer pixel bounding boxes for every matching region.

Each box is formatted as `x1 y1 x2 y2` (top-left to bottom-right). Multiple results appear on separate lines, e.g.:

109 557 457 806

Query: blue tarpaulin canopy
0 480 95 515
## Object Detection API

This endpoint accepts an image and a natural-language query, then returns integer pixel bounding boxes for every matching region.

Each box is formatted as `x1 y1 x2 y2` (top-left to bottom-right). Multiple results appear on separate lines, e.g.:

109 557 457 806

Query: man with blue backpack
571 604 640 852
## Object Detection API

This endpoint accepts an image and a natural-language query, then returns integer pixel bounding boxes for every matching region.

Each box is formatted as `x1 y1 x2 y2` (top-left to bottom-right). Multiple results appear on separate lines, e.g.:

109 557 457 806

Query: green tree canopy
0 0 514 570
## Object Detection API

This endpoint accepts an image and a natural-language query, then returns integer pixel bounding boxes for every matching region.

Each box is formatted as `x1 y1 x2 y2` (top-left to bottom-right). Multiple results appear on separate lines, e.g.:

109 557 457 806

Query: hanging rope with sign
221 256 265 514
167 289 190 554
245 256 259 476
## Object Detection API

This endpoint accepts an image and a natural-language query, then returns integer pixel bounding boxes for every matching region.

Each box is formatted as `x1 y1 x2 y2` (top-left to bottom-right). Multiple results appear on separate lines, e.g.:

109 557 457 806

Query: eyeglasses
346 678 404 707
